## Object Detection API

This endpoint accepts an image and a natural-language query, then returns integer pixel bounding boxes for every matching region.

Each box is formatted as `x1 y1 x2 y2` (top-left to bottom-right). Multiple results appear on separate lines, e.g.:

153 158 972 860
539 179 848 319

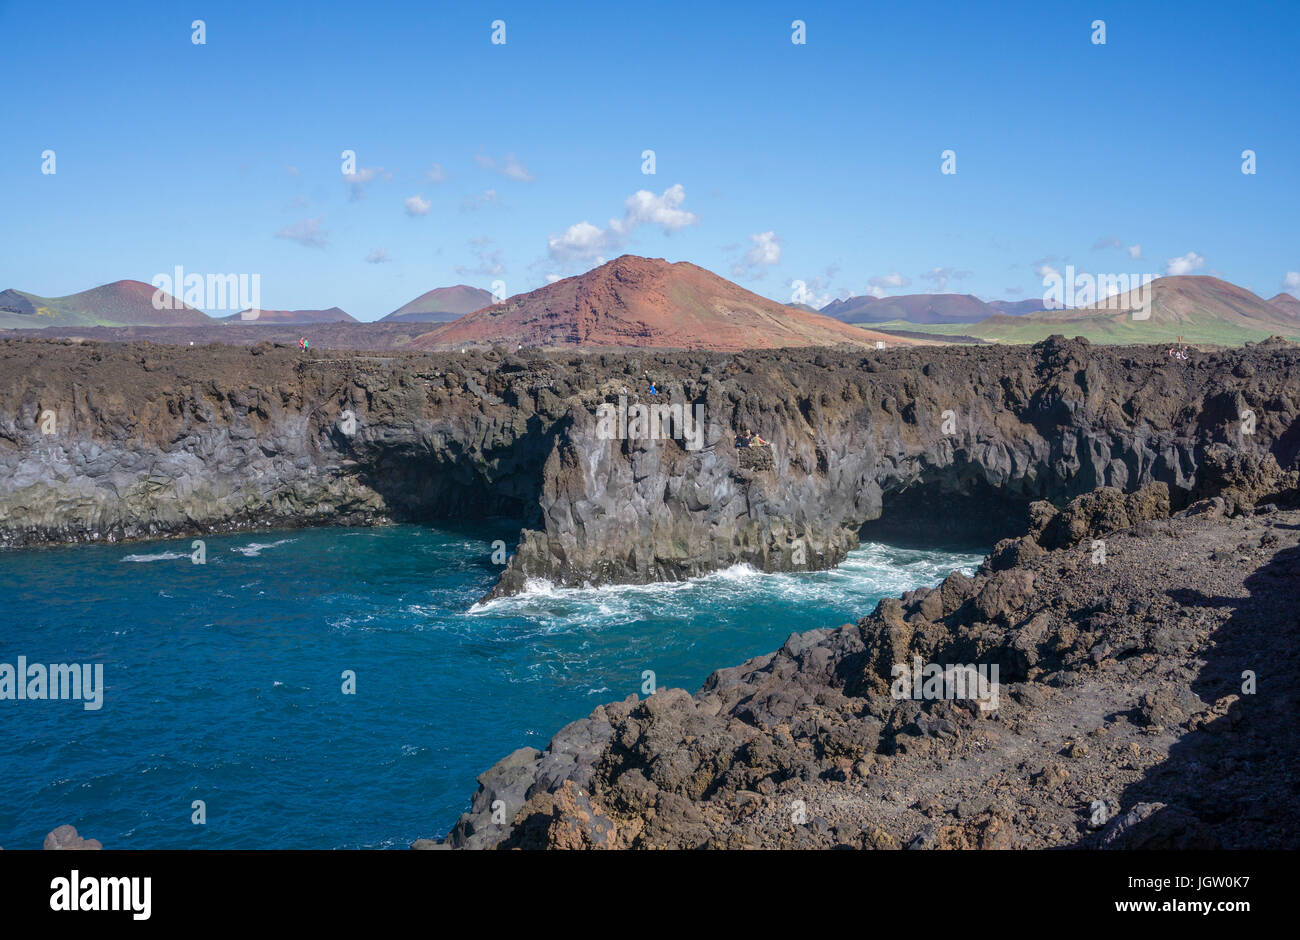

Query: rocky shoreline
2 332 1297 849
426 452 1299 849
3 335 1297 604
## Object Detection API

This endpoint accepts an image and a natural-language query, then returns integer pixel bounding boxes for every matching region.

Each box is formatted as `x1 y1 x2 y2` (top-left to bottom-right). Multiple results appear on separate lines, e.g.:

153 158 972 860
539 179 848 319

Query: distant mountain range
820 293 1051 324
217 307 357 325
5 268 1298 350
410 255 913 351
0 280 207 330
0 281 358 328
869 277 1300 346
821 293 1007 324
988 298 1053 317
380 286 495 323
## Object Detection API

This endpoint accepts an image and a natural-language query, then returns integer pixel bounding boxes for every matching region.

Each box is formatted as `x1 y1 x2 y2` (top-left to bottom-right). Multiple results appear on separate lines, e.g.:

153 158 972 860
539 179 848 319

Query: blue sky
1 0 1296 319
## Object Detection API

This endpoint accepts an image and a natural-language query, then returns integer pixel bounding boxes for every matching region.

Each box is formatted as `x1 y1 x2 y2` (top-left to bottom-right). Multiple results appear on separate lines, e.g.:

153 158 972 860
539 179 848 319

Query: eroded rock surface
3 335 1297 604
431 468 1300 849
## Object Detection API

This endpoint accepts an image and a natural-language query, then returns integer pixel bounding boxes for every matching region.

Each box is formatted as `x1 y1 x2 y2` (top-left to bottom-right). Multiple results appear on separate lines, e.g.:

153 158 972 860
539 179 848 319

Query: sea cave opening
858 475 1040 554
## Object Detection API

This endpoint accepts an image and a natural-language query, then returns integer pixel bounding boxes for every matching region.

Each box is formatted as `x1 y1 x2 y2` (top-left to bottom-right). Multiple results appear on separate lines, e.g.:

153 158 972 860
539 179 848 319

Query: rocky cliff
426 455 1300 849
1 336 1298 611
4 333 1298 851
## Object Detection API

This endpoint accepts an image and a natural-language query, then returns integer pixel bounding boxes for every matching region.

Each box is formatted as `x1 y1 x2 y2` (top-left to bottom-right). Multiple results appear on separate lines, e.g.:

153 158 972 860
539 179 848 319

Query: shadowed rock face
1 336 1298 607
482 335 1300 597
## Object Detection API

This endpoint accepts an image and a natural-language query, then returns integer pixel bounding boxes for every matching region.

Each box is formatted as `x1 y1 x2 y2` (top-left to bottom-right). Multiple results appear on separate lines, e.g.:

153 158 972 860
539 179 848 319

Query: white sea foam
466 545 983 625
231 538 296 557
121 551 188 563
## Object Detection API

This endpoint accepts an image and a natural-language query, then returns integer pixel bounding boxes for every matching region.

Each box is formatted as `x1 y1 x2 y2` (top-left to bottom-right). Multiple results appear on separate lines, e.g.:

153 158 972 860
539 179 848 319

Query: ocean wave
121 550 189 563
231 538 296 557
468 562 767 615
465 547 982 628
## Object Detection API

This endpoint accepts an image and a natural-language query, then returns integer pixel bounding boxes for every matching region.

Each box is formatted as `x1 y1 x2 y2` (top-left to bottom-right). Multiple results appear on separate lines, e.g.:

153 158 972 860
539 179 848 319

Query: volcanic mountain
821 292 1000 324
381 286 495 323
959 276 1300 345
1019 276 1294 328
1268 292 1300 320
411 256 913 350
987 298 1049 317
217 307 357 324
0 280 210 330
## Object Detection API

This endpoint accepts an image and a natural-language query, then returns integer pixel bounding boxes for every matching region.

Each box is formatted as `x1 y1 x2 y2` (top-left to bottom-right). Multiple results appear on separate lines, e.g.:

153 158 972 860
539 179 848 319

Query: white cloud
920 266 972 291
545 273 563 284
548 221 610 264
612 184 698 234
365 248 390 264
500 155 534 181
731 231 781 279
276 217 327 248
1165 251 1205 276
342 166 391 200
475 152 535 182
1283 271 1300 291
746 231 781 266
1094 236 1141 259
547 185 699 266
868 271 911 290
455 237 505 277
404 194 432 217
789 275 837 308
460 188 500 211
425 163 447 183
1034 262 1061 280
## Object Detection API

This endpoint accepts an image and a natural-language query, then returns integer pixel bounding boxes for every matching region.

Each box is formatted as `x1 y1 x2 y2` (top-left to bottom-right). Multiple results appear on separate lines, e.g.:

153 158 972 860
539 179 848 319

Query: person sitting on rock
736 428 753 448
751 431 770 446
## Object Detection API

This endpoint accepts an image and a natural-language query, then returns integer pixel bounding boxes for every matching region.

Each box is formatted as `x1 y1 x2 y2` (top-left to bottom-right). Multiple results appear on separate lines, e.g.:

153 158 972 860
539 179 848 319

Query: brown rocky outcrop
428 478 1300 849
1 335 1298 607
43 825 103 850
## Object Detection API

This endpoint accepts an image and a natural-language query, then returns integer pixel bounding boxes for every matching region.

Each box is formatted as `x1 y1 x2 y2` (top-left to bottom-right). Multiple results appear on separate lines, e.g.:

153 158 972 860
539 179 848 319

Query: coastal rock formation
430 470 1300 849
43 825 103 850
2 332 1298 851
1 336 1298 609
486 334 1300 596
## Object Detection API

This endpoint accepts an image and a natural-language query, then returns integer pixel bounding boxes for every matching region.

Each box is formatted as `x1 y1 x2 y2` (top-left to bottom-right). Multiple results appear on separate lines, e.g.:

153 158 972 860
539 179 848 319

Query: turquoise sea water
0 524 981 849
